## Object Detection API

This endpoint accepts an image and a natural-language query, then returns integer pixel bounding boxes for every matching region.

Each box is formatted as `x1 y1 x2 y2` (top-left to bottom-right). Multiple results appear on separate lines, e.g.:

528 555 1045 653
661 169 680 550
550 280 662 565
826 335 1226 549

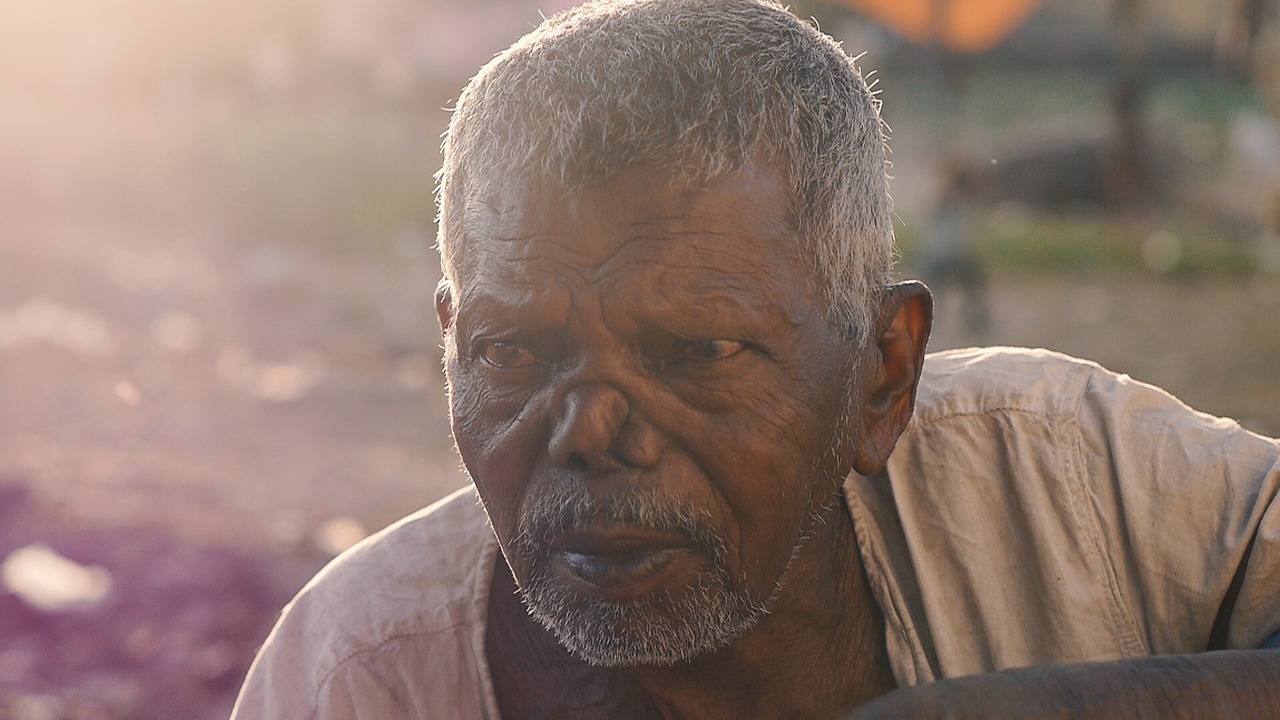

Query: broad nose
548 383 662 473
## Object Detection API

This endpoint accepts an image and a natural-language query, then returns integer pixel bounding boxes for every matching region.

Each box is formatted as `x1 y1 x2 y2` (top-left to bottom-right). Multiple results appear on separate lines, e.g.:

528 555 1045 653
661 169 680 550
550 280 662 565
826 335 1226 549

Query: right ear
435 279 455 334
850 280 933 476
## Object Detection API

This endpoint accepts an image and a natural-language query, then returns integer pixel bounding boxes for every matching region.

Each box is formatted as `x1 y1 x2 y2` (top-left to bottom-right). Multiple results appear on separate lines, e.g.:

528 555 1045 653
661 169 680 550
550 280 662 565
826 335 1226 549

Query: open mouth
549 529 700 600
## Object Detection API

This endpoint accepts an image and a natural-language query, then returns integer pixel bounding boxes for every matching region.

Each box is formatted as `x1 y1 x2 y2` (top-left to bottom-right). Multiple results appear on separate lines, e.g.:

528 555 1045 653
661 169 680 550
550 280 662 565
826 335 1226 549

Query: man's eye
479 341 538 368
678 339 745 363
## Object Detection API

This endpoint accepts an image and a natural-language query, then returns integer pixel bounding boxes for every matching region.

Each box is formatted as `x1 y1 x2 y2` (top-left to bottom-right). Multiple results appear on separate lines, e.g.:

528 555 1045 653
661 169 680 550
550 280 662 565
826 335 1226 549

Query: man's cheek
449 366 541 453
450 374 548 544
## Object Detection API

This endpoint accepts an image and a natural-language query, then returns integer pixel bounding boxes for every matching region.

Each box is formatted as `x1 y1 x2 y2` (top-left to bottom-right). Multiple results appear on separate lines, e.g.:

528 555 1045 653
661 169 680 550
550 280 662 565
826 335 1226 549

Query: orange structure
834 0 1043 53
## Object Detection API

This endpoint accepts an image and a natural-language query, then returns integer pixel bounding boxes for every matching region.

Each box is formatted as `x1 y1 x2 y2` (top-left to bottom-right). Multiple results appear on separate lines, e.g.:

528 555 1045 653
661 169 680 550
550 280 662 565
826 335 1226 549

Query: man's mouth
549 529 699 600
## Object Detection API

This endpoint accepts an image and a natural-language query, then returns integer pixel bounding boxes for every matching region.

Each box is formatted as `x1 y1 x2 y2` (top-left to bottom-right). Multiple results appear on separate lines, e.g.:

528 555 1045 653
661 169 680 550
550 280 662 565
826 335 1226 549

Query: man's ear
435 279 455 334
852 280 933 476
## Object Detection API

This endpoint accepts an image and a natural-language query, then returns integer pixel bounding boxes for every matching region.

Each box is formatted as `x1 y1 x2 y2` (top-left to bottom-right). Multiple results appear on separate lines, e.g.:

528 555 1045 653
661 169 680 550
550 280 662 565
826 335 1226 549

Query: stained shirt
230 347 1280 719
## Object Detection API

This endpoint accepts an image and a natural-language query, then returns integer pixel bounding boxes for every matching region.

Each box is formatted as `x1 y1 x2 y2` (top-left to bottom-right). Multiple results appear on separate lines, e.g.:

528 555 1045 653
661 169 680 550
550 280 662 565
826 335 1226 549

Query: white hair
436 0 895 339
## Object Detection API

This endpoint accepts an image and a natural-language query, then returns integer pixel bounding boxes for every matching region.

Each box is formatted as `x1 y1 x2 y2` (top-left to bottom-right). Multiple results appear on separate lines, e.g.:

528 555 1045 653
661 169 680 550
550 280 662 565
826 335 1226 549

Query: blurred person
1222 0 1280 261
919 161 990 334
231 1 1280 718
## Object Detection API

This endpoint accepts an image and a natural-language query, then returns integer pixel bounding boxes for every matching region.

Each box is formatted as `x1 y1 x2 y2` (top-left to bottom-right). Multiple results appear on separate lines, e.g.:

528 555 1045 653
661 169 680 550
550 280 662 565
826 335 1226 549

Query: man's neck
486 490 895 719
628 492 895 719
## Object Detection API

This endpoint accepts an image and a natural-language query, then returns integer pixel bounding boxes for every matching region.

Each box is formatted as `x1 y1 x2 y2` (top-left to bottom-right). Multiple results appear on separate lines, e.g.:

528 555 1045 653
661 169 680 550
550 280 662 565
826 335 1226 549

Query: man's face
440 160 862 666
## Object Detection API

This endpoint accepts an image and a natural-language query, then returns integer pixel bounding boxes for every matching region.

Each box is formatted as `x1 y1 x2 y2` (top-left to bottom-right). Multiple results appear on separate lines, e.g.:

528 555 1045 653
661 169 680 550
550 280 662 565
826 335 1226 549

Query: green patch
979 215 1136 271
897 213 1259 277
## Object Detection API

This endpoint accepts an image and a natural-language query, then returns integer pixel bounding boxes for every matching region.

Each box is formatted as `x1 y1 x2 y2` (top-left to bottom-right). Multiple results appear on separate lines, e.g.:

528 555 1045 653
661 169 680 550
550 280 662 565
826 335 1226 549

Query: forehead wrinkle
456 248 578 319
636 277 787 331
580 226 809 331
462 192 597 268
557 216 692 273
590 262 799 344
585 213 781 276
463 232 596 290
458 161 809 321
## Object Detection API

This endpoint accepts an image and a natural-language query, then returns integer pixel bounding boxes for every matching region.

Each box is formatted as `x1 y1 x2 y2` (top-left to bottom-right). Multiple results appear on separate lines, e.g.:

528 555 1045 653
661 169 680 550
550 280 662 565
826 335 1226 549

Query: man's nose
548 383 661 472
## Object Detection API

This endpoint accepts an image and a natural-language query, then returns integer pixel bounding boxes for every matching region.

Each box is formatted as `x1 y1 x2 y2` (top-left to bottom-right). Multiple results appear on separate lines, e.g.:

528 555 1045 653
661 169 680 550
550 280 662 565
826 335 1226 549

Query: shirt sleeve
231 644 409 720
231 620 495 720
229 491 501 719
1076 367 1280 654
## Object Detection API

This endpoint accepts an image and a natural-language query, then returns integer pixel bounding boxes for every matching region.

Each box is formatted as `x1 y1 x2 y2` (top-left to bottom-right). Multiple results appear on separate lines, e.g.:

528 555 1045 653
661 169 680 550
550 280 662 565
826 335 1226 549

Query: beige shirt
231 347 1280 719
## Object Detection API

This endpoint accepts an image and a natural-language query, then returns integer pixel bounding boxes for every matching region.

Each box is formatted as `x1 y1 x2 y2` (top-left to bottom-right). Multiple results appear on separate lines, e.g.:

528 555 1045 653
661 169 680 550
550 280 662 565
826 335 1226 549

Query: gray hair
436 0 894 339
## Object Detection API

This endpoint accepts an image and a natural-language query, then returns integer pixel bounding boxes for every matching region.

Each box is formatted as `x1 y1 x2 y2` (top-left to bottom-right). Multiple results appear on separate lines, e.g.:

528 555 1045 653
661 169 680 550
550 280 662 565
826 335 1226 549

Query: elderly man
231 1 1280 717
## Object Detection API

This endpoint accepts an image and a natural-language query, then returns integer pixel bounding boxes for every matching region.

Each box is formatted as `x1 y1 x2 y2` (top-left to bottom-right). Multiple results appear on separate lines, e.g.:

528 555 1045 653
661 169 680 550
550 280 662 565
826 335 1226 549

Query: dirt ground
2 188 1279 717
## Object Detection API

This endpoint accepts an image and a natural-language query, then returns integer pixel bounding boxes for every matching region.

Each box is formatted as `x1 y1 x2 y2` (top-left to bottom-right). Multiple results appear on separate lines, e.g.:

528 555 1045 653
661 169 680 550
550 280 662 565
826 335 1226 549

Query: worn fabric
230 347 1280 719
850 347 1280 685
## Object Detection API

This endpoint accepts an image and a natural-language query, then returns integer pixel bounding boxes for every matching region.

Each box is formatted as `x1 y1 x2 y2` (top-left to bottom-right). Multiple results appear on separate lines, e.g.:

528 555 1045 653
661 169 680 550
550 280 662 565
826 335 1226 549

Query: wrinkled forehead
449 160 802 289
450 152 797 261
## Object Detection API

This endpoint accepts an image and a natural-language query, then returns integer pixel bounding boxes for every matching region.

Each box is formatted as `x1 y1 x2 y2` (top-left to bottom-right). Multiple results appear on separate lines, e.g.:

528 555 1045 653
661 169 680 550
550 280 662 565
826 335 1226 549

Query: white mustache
516 479 719 555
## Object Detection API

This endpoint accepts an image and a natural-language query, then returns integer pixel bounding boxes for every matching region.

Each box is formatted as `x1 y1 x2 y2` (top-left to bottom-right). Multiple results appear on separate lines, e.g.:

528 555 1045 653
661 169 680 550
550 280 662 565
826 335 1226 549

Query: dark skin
438 160 1280 718
438 160 927 719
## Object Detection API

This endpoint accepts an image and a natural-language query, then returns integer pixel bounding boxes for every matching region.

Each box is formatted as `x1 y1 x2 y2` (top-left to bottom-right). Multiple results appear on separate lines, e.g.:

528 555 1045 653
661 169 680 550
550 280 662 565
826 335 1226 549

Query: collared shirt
231 347 1280 719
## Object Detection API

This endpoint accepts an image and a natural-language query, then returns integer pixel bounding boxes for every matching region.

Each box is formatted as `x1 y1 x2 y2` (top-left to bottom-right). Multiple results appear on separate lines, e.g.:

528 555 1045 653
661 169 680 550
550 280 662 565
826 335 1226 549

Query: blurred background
0 0 1277 716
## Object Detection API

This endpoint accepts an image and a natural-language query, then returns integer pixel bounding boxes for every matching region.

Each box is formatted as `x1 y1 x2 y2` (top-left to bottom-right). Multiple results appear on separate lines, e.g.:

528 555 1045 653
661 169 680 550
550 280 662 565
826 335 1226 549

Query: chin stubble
512 481 770 666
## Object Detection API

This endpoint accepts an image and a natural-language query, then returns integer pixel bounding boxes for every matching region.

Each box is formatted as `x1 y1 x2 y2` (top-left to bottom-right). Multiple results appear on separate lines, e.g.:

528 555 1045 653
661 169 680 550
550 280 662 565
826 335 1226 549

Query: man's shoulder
913 346 1104 426
304 485 492 626
862 348 1280 681
267 485 496 677
233 487 500 717
914 346 1274 445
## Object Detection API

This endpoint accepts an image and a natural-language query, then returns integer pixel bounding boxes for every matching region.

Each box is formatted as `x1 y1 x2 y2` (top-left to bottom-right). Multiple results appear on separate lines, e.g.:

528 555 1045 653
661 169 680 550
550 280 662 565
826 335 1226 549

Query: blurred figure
920 161 990 334
1222 0 1280 265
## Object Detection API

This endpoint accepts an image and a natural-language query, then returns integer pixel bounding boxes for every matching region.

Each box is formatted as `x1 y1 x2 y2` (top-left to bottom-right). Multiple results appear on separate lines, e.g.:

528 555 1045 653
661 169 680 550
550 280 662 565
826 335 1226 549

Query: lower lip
555 547 694 600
